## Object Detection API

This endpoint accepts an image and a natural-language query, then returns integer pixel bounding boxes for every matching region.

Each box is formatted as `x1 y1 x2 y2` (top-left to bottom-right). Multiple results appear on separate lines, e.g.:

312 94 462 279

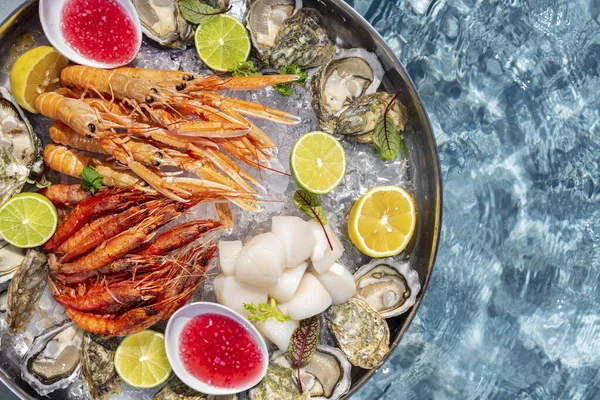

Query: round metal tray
0 0 442 398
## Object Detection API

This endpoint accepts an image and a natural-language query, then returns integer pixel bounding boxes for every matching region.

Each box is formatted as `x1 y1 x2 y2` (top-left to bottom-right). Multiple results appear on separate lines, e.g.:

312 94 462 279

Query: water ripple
352 0 600 398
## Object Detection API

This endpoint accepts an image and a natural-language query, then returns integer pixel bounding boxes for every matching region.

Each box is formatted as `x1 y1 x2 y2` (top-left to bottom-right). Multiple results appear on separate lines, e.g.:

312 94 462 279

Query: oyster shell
268 8 336 69
132 0 194 49
312 48 384 132
0 240 25 290
82 333 121 400
334 92 407 143
271 345 351 400
5 248 47 334
246 0 302 64
247 363 308 400
354 258 420 318
21 322 83 396
0 87 43 205
325 297 390 369
154 375 238 399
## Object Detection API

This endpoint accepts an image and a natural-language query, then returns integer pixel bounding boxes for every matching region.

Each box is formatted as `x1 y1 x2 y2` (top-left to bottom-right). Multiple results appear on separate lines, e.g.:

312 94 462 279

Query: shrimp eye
150 88 158 94
183 75 194 81
176 83 186 91
88 123 96 133
151 160 161 167
145 95 155 103
86 134 94 139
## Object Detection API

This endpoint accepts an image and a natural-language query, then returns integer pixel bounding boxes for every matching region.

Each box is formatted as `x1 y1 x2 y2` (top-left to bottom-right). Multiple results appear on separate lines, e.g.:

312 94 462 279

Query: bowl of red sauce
39 0 142 68
165 302 269 395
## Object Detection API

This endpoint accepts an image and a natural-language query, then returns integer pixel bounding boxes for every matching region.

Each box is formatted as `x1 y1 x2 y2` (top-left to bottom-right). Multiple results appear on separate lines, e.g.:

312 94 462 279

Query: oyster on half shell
271 345 351 400
154 375 238 399
268 8 336 69
21 322 84 396
133 0 194 49
247 363 308 400
334 91 407 143
5 248 47 334
312 48 384 133
325 297 390 369
246 0 302 64
0 87 43 205
82 333 121 400
354 258 420 318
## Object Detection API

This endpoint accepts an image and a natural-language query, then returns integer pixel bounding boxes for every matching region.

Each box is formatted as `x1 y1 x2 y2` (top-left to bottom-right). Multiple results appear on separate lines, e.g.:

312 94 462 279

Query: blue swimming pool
351 0 600 398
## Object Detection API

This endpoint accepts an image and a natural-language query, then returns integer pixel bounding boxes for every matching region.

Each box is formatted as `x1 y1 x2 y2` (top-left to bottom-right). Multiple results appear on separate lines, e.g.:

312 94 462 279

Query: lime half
0 192 58 248
114 330 171 389
290 131 347 194
194 15 251 72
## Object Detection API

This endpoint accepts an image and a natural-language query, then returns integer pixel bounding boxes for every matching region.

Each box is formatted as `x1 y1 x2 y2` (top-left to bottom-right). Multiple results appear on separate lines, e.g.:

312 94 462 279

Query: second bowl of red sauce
165 302 268 395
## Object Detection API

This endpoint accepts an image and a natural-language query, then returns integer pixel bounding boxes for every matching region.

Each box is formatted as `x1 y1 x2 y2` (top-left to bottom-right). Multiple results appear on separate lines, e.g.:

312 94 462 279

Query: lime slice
114 330 171 389
0 192 58 248
194 14 251 72
290 131 347 194
348 185 417 258
9 46 69 113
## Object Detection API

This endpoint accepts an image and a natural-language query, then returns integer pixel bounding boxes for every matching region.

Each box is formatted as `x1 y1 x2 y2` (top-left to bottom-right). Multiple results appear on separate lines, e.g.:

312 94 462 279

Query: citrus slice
9 46 69 113
194 14 251 72
114 330 171 389
290 131 347 194
348 186 417 258
0 192 58 248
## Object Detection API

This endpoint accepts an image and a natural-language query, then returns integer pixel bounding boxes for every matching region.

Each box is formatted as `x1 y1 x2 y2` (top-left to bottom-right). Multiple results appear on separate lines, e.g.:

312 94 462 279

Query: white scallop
213 274 268 317
271 216 314 267
218 240 243 276
314 263 356 305
309 221 344 274
268 262 308 303
235 232 286 288
280 273 332 320
255 318 299 351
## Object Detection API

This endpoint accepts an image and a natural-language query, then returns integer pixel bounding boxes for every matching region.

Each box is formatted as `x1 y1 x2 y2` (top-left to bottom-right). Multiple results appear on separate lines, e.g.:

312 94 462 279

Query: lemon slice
194 14 251 72
0 192 58 248
348 186 417 258
290 131 347 194
9 46 69 113
114 330 171 389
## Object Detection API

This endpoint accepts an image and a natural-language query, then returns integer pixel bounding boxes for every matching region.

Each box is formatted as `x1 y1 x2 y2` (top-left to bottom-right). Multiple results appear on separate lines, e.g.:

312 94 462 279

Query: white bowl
38 0 142 68
165 302 269 395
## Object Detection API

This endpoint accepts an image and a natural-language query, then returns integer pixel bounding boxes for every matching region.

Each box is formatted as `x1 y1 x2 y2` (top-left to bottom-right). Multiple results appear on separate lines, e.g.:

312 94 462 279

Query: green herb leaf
373 115 401 161
288 316 321 393
230 61 260 77
273 64 308 96
293 189 328 225
178 0 219 24
243 298 291 323
293 189 332 251
79 166 103 194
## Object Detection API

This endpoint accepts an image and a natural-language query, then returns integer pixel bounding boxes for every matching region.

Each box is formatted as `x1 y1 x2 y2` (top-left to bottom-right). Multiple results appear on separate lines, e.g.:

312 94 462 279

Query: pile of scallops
214 216 355 351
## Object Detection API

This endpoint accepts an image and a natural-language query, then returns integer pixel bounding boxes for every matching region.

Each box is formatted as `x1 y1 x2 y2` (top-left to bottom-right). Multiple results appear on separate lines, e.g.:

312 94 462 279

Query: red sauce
61 0 139 65
180 313 264 388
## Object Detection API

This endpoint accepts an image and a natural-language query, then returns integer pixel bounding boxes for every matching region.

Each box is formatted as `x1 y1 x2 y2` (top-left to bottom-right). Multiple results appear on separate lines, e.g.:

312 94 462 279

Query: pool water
351 0 600 398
